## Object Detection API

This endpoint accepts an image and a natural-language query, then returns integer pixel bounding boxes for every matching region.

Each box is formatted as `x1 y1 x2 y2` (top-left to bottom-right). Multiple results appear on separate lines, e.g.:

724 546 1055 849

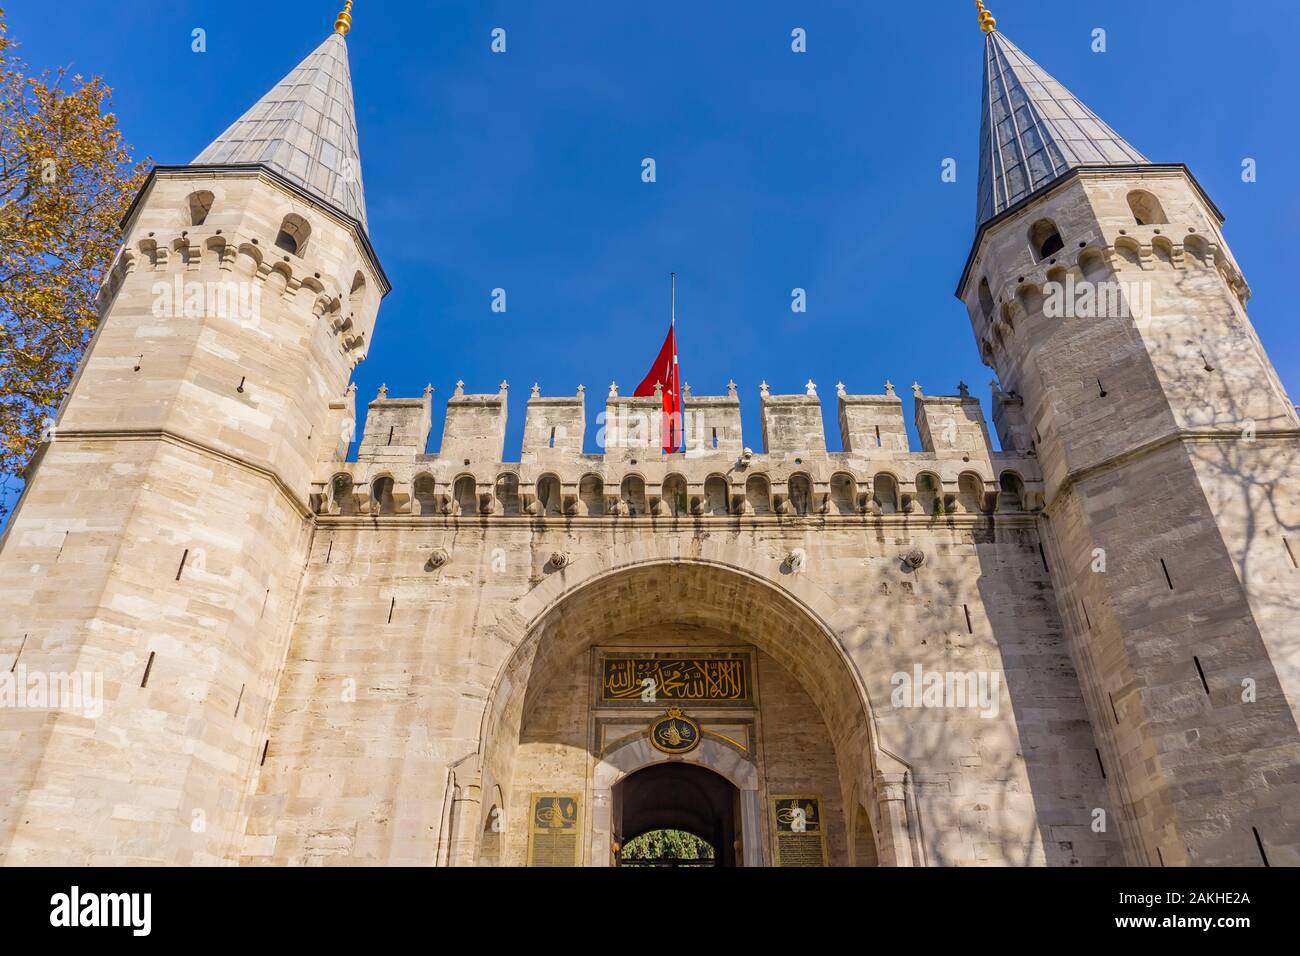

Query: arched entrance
461 556 914 867
614 764 739 867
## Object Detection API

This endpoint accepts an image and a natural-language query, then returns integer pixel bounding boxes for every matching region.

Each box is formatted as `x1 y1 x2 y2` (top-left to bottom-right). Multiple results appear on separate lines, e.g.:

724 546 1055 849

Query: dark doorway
612 763 741 867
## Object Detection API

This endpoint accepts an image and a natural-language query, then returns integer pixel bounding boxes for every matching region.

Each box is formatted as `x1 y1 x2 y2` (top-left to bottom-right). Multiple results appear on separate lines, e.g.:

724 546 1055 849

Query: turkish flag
633 323 682 453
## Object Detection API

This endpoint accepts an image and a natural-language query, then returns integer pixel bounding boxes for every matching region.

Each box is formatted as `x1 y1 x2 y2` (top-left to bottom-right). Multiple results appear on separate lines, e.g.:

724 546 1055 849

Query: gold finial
334 1 354 36
975 1 997 33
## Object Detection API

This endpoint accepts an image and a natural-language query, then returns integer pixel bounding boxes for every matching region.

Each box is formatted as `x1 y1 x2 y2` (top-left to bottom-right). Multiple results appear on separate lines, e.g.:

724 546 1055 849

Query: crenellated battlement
311 379 1043 519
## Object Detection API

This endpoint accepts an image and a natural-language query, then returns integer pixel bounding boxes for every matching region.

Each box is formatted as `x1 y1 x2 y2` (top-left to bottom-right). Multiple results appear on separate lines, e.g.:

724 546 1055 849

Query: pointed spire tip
975 1 997 34
335 1 354 36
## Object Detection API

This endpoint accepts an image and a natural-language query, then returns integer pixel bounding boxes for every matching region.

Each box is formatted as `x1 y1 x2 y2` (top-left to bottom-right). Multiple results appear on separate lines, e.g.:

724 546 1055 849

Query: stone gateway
0 4 1297 868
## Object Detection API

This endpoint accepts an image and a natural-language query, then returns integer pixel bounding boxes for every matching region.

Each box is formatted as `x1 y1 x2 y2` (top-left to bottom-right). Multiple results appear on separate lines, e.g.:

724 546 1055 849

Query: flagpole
670 272 680 452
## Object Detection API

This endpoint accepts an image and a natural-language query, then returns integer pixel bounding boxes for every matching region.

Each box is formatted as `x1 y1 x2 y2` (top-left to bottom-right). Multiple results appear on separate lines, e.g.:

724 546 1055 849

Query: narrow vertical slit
234 683 245 718
1081 600 1092 630
711 427 718 449
387 596 395 624
1155 847 1165 867
962 604 973 634
325 540 333 564
259 588 271 620
10 634 27 672
548 427 555 449
175 549 189 581
56 530 69 562
1037 543 1049 573
1193 656 1210 695
1253 827 1270 867
1283 538 1297 569
1160 558 1174 590
1097 379 1107 398
260 740 269 766
1094 748 1106 779
1108 691 1119 725
141 651 156 688
874 425 881 448
387 426 394 446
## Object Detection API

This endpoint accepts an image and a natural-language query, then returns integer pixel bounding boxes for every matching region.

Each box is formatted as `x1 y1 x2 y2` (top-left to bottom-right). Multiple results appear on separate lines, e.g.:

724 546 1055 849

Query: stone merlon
320 382 1042 518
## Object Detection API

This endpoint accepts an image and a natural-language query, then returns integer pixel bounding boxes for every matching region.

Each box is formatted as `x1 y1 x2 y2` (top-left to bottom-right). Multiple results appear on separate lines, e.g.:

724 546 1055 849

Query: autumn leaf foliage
0 7 147 515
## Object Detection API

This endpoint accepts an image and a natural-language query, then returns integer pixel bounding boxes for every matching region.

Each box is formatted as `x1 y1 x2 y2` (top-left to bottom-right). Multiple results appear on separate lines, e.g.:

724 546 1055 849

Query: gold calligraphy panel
599 655 750 704
526 793 582 867
770 795 828 867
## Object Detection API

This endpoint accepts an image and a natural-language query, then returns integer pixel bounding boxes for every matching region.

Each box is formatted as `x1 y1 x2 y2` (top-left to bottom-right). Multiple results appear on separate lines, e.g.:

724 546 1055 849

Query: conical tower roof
976 10 1147 225
193 21 367 230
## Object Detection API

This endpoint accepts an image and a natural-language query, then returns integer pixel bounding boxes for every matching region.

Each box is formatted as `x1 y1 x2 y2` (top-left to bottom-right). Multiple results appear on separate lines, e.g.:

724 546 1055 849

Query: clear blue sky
9 0 1300 462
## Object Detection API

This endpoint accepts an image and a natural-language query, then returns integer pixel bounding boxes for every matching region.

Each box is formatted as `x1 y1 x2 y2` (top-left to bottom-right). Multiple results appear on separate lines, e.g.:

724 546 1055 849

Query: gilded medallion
649 706 701 754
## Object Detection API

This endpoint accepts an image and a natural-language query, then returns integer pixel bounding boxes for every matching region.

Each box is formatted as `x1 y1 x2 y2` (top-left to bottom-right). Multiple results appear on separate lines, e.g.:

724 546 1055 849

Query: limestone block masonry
0 166 385 864
1 12 1297 867
958 166 1300 866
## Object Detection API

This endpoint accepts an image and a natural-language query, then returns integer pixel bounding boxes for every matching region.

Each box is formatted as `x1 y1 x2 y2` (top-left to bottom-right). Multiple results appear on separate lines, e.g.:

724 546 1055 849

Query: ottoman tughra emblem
649 706 701 755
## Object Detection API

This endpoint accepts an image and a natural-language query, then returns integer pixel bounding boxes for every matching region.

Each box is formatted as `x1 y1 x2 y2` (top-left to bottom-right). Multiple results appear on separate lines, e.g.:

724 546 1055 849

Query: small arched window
830 472 856 515
788 474 812 516
1078 248 1108 279
998 471 1026 512
579 475 604 516
916 472 943 516
536 474 561 516
978 277 995 321
704 475 729 515
330 473 355 516
275 213 311 257
1183 234 1211 268
745 475 772 515
349 271 366 315
873 473 898 515
494 474 521 516
1126 190 1167 226
662 474 688 517
620 475 647 516
1029 218 1064 261
186 190 215 226
413 474 437 515
454 475 479 516
957 472 985 514
371 476 396 516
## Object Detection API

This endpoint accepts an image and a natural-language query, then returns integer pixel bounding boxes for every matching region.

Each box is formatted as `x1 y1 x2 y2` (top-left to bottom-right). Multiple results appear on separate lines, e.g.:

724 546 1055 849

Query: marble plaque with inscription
526 793 582 867
600 654 750 704
770 795 828 867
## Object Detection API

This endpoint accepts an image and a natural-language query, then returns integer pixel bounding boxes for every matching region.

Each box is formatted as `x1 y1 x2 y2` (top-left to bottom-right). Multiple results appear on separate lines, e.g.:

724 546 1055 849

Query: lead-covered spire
975 10 1147 225
193 8 368 230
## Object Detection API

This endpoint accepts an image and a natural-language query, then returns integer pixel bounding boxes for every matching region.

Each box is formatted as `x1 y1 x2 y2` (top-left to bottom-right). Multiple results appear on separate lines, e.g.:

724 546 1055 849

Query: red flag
633 322 682 453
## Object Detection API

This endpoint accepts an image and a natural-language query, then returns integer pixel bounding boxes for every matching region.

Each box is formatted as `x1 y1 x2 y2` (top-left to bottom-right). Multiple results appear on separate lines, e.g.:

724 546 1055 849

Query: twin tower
1 7 1297 866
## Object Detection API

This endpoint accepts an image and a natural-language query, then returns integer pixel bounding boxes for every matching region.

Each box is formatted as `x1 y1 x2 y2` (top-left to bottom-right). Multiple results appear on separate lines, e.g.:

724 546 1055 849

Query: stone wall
237 511 1119 866
0 167 383 864
960 165 1300 865
10 160 1290 868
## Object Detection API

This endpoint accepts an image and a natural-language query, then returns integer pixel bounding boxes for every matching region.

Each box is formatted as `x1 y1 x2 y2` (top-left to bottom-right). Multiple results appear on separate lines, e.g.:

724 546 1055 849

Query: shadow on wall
971 520 1122 866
